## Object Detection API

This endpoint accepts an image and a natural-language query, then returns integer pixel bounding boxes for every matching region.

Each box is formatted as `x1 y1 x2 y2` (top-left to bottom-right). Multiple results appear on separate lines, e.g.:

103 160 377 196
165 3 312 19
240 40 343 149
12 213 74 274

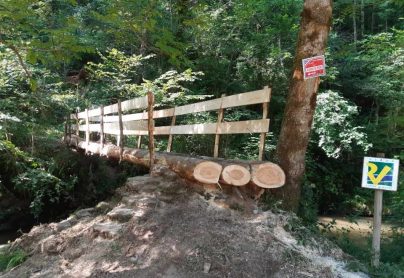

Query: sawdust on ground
1 170 368 278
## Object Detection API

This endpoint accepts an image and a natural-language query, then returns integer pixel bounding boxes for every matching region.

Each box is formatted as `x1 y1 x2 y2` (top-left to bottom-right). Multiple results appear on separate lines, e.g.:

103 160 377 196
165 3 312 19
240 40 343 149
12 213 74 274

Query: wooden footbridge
64 86 285 193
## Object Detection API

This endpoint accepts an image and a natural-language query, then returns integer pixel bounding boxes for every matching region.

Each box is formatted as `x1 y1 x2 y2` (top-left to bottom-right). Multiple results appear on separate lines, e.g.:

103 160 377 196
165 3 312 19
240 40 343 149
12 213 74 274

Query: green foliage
85 49 205 107
313 90 371 158
324 226 404 278
0 0 403 272
13 168 76 218
0 249 27 271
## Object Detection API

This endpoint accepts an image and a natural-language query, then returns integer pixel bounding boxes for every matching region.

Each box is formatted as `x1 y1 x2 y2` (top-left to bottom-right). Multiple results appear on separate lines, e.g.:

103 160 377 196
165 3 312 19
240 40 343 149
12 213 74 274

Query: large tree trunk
353 0 357 46
66 135 285 190
360 0 365 37
273 0 333 211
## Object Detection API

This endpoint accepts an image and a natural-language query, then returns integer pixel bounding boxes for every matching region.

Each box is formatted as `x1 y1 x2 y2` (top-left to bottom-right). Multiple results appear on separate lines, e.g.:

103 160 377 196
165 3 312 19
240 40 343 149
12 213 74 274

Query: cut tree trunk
66 135 285 189
274 0 333 211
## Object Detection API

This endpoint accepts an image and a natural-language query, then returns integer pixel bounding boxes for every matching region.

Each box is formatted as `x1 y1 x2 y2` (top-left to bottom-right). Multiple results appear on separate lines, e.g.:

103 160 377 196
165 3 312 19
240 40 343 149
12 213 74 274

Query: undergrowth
321 221 404 278
0 249 27 271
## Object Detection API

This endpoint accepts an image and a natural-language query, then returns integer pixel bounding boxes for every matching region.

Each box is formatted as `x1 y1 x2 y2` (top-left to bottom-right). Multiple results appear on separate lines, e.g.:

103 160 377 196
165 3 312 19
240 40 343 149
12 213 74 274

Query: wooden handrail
67 87 272 159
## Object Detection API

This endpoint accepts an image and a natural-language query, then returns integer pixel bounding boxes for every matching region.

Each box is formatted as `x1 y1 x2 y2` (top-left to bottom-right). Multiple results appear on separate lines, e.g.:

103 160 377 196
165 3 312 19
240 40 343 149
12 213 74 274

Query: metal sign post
361 154 400 267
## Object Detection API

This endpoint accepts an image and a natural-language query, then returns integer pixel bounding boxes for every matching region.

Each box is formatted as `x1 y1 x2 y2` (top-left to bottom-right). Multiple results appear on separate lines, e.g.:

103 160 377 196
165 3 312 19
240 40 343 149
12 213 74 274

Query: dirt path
1 171 368 278
318 216 403 246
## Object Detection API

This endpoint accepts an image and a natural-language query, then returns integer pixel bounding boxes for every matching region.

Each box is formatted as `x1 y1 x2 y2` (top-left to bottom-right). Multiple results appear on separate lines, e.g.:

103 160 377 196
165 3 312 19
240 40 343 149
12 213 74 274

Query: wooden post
137 134 142 149
213 94 226 158
147 92 155 172
258 86 271 161
64 116 68 141
372 152 385 267
68 114 71 136
75 109 79 136
100 105 105 150
167 108 176 152
85 108 90 154
117 100 124 160
137 110 146 149
68 114 72 145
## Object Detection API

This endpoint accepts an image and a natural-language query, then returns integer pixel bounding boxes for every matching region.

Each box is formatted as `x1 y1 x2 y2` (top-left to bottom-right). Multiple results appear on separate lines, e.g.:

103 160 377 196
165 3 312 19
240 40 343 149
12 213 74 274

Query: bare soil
1 169 368 278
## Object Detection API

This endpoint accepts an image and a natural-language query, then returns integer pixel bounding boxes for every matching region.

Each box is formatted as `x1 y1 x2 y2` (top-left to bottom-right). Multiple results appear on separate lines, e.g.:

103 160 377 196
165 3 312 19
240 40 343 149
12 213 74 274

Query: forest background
0 0 403 276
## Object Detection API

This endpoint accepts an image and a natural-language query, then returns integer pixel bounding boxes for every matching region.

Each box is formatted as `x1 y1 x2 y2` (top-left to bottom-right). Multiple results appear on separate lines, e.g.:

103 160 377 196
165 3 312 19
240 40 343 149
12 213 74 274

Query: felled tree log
65 135 285 189
67 135 223 184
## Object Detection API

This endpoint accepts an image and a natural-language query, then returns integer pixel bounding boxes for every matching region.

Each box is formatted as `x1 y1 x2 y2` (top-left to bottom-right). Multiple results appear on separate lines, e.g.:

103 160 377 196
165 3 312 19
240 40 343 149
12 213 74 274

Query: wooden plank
103 103 119 115
137 110 147 149
214 94 226 158
153 108 175 119
153 119 269 135
88 107 101 117
98 108 173 123
222 88 271 109
258 87 271 160
77 111 86 119
75 110 80 136
76 88 270 120
85 109 90 154
147 92 155 171
372 152 385 267
372 189 383 267
174 98 221 116
120 96 148 112
64 116 68 140
100 105 105 150
78 121 147 133
137 134 142 149
154 126 172 135
67 115 71 138
86 96 147 118
173 88 271 116
117 100 124 159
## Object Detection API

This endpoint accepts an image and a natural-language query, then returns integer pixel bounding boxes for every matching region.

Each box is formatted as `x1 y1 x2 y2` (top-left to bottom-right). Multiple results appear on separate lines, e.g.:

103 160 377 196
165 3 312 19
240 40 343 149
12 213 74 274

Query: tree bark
353 0 357 47
273 0 333 211
0 38 32 79
361 0 365 37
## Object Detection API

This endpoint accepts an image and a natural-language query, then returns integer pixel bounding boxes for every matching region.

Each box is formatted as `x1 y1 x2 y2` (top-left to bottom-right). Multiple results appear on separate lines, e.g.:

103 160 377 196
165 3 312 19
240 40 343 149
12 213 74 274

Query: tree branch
0 37 32 79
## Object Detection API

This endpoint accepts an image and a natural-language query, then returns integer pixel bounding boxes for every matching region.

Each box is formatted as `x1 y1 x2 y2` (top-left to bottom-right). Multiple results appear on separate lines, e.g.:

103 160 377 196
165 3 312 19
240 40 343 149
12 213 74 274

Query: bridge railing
67 86 271 160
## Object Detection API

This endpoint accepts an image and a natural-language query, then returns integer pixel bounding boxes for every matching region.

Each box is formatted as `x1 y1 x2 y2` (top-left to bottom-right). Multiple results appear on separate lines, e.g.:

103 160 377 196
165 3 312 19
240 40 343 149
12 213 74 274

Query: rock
121 196 157 208
41 235 65 255
96 201 112 213
55 216 77 232
107 208 135 222
92 222 123 239
125 176 164 190
75 208 96 218
0 244 10 253
203 262 211 274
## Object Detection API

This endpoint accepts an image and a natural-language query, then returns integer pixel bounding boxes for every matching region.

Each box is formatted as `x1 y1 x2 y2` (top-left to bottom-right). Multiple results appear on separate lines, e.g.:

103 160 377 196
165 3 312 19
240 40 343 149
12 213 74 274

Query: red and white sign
302 55 326 80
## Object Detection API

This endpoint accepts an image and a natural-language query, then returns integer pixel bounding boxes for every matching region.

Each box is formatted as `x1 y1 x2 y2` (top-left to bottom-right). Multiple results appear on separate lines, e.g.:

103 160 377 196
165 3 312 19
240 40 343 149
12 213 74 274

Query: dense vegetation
0 0 403 275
